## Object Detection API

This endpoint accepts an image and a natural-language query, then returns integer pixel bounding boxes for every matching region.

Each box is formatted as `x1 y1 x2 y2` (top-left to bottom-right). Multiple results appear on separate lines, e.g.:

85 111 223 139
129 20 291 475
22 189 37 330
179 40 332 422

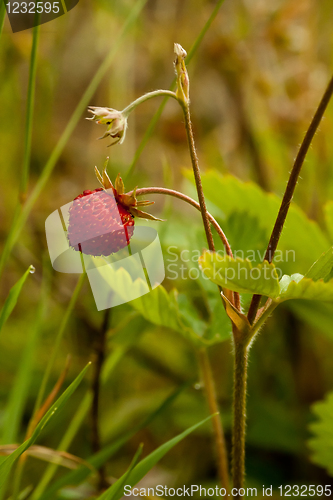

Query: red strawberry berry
67 165 161 257
68 188 134 256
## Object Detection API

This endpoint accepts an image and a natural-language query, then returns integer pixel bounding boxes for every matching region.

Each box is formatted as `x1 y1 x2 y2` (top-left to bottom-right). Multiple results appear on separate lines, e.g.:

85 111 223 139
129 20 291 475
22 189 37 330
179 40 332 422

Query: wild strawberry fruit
67 165 161 257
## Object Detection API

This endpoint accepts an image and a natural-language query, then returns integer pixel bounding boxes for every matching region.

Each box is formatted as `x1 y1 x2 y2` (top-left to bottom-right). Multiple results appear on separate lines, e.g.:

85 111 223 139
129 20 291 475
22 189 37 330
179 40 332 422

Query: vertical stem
91 308 110 489
198 348 230 493
247 73 333 325
181 104 215 252
181 100 235 490
232 340 248 495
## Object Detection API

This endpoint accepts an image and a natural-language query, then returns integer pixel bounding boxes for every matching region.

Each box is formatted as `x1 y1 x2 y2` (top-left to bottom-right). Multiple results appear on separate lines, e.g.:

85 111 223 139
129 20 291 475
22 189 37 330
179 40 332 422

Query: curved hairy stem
135 187 233 257
122 90 178 116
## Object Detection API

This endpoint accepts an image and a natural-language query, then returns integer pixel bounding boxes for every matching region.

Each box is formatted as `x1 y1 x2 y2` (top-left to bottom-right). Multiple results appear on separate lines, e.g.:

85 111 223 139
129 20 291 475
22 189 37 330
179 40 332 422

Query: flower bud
174 43 189 106
87 106 128 146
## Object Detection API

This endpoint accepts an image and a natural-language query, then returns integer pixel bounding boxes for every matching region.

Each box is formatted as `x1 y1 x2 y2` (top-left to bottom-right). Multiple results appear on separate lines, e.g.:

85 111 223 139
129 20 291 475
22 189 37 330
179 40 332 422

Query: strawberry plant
2 0 333 497
80 43 333 496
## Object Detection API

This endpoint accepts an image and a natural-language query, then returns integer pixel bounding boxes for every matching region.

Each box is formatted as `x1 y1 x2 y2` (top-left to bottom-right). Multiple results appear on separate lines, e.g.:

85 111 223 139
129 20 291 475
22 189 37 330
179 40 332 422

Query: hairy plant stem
122 90 178 117
177 101 234 489
135 187 233 257
232 341 248 496
180 104 216 252
198 348 230 493
247 73 333 325
91 308 110 489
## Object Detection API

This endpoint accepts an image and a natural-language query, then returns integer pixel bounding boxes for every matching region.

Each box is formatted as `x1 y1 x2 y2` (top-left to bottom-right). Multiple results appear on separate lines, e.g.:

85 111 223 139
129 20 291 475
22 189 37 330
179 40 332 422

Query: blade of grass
0 0 148 280
20 23 40 200
38 384 188 499
31 344 133 497
100 414 214 500
30 391 92 499
0 265 34 335
1 269 49 445
11 358 71 500
32 273 85 416
97 444 143 500
124 0 226 179
0 362 91 489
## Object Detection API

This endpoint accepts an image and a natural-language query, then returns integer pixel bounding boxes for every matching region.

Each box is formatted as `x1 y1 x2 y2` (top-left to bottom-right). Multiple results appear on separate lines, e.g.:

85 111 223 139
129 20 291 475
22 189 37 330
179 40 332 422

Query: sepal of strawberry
94 165 164 222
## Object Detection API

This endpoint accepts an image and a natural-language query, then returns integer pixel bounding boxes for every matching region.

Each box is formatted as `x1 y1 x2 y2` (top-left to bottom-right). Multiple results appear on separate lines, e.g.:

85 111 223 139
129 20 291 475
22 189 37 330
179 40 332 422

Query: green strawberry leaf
92 258 228 346
278 274 304 294
308 391 333 477
198 252 333 304
199 252 280 298
278 276 333 302
305 246 333 281
185 171 329 274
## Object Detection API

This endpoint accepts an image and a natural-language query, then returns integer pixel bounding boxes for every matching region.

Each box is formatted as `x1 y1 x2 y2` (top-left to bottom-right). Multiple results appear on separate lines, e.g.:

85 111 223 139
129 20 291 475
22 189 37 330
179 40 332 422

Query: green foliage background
1 0 333 497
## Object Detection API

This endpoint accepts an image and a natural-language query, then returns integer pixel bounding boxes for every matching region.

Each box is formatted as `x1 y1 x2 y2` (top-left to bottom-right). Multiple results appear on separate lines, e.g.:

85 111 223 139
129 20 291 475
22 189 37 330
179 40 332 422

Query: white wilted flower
87 106 128 146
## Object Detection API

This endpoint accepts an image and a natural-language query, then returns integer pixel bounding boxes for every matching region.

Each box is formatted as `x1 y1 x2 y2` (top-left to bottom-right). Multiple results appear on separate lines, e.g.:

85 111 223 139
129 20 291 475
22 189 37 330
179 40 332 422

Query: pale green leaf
186 171 329 274
278 274 304 294
279 276 333 302
92 260 225 346
199 252 280 298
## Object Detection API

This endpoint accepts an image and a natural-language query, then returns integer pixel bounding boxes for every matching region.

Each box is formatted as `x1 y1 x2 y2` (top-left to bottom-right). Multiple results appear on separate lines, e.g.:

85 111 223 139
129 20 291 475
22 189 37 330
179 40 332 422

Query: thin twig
247 73 333 324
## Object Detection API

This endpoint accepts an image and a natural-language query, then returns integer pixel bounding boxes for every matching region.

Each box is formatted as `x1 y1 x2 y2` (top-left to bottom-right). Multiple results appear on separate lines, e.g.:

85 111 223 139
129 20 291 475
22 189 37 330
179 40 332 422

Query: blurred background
1 0 333 497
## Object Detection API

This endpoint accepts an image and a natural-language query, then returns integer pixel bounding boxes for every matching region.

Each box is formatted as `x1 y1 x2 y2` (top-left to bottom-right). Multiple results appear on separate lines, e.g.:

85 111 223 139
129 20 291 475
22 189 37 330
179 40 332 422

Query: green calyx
94 162 163 222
